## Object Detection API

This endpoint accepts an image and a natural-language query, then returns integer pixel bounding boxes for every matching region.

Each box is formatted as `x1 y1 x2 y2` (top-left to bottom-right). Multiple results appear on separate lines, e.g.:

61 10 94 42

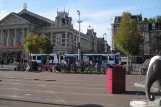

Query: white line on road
1 82 105 90
0 94 128 107
43 85 67 104
2 79 105 86
0 87 112 97
0 76 105 83
0 75 105 81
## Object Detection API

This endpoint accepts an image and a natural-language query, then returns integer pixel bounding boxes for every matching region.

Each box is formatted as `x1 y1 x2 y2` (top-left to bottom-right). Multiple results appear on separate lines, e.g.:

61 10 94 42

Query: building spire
23 3 27 9
64 7 65 12
57 8 58 14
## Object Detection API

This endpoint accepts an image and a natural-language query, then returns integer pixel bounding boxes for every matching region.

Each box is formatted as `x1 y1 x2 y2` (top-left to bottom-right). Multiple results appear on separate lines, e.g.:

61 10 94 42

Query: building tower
55 9 73 27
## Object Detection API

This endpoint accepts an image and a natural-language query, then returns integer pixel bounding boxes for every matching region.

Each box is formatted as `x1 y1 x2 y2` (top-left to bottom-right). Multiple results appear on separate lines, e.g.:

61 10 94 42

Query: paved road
0 64 16 71
0 71 157 107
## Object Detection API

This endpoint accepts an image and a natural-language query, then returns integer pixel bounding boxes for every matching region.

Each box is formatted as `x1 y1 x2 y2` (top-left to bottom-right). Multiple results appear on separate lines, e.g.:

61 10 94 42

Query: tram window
33 56 36 60
89 56 93 60
50 56 54 60
57 55 59 60
102 56 107 60
61 56 64 60
115 56 120 60
37 56 41 60
109 56 114 60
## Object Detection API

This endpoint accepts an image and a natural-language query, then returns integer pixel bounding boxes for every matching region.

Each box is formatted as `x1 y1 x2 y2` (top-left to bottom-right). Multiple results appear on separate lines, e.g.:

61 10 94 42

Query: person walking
0 60 3 68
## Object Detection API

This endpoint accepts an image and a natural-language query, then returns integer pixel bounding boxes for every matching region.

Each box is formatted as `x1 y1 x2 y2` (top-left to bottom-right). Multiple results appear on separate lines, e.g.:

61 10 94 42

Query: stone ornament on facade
1 15 26 25
23 3 27 9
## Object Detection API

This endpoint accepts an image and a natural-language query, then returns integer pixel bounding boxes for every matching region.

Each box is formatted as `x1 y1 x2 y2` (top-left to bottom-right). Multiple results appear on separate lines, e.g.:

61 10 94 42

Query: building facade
142 18 161 56
111 14 143 53
97 37 110 53
0 6 98 63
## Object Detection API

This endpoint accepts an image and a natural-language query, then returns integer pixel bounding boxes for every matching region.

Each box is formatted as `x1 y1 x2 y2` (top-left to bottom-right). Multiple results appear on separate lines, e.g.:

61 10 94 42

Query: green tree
148 18 154 23
24 33 41 63
24 34 53 64
39 36 53 54
114 12 142 73
39 36 53 65
156 15 161 22
24 33 40 54
148 16 161 23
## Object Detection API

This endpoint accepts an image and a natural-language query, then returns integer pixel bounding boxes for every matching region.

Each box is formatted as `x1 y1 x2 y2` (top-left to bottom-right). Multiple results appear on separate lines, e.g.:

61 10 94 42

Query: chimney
143 18 148 23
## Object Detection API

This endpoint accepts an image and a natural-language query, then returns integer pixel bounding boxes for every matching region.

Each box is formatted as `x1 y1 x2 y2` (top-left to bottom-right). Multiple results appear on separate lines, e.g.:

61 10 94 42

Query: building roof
19 9 54 24
0 12 32 25
0 9 55 26
149 22 161 31
113 14 142 23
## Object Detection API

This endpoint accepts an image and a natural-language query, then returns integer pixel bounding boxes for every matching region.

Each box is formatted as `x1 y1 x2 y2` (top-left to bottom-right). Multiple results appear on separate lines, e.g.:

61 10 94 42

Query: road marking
0 94 128 107
43 85 67 104
24 93 31 96
0 76 105 82
2 79 105 87
0 87 112 97
1 82 105 90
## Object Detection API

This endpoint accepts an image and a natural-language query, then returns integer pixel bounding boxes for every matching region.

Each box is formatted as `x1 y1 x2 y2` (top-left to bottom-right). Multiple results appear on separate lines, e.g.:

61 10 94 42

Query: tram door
115 55 120 64
94 55 102 65
41 55 49 64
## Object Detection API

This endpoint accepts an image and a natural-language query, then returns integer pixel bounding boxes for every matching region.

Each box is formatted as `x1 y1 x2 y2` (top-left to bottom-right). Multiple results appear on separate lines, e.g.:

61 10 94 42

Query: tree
39 36 53 65
148 18 154 23
39 36 53 54
148 16 161 23
24 33 41 63
156 15 161 22
24 33 53 64
152 33 161 54
114 12 142 73
24 33 40 54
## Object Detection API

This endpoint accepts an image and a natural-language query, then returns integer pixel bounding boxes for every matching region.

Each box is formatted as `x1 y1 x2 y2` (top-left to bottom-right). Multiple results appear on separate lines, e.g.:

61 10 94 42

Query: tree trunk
29 53 32 72
129 54 132 72
126 54 131 74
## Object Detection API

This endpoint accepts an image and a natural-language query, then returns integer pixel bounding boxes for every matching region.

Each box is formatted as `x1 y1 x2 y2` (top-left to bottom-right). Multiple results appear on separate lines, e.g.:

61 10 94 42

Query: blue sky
0 0 160 46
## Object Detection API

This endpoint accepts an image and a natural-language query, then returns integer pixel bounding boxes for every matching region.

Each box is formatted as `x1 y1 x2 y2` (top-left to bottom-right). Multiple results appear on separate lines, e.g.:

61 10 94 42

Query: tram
30 53 121 65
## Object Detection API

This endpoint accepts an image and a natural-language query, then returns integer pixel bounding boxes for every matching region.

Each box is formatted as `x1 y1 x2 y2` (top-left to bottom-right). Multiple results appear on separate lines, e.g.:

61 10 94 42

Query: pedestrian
0 60 3 68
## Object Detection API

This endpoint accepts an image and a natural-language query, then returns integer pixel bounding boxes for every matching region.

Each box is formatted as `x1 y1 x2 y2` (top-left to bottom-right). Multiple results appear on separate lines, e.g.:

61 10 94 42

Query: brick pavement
0 71 156 107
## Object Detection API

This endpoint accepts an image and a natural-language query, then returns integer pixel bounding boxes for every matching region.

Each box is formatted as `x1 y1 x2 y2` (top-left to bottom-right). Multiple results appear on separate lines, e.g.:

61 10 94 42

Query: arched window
152 23 155 30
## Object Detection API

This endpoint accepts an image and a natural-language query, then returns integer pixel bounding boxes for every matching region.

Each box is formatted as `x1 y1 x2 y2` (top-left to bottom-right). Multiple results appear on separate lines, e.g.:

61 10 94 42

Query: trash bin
106 65 126 94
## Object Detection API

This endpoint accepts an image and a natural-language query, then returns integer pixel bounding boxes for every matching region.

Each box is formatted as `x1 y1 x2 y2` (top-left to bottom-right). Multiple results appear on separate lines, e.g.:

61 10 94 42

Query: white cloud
37 11 57 21
0 10 9 20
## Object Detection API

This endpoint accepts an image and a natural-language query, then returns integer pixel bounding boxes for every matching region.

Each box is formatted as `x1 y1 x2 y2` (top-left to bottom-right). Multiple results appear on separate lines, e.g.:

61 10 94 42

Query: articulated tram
30 53 121 65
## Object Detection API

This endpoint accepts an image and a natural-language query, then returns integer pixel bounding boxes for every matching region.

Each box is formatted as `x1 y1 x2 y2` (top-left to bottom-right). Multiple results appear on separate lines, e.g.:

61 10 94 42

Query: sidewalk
0 64 16 71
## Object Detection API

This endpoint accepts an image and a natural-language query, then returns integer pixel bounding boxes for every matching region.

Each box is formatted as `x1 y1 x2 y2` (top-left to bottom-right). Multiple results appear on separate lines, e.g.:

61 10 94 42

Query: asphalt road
0 71 157 107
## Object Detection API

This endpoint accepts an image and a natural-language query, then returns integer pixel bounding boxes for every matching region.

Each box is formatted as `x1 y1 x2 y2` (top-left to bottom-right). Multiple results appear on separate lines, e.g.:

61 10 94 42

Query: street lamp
77 10 82 61
140 44 143 63
103 33 107 53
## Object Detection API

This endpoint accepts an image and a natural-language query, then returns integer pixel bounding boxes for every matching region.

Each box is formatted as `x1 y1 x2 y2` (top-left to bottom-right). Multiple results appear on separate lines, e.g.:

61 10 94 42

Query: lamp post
103 33 107 53
139 44 143 81
140 44 143 63
77 10 82 61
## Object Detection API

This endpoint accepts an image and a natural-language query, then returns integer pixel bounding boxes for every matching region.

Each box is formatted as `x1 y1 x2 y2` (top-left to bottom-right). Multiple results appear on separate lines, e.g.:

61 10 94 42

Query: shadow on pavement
0 77 56 82
120 91 161 96
77 104 103 107
0 98 104 107
0 98 75 107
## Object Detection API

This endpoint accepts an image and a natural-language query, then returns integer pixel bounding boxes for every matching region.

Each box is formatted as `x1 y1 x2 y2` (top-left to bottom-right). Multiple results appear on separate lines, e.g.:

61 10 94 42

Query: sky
0 0 161 46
